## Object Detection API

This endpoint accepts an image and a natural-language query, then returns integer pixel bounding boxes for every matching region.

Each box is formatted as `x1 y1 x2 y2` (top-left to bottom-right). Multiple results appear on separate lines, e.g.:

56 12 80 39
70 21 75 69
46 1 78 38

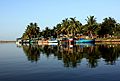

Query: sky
0 0 120 40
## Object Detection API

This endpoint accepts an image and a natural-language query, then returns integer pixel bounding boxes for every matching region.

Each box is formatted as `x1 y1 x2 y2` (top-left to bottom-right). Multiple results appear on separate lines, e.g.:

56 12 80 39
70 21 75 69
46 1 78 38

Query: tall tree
59 18 69 35
98 17 116 37
56 17 82 38
85 16 98 37
69 17 82 37
22 22 40 39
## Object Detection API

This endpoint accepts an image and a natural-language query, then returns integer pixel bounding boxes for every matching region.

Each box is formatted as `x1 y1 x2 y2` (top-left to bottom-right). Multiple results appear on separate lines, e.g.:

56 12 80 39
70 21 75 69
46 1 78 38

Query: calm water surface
0 43 120 81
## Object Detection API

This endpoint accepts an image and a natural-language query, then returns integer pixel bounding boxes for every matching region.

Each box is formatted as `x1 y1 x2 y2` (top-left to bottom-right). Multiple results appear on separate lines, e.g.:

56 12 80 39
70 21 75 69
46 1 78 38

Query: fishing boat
75 38 95 43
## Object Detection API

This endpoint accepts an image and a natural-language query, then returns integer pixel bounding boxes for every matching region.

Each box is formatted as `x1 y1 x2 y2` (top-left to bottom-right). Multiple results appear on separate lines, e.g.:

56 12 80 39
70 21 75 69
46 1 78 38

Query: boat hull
48 40 58 43
75 39 95 43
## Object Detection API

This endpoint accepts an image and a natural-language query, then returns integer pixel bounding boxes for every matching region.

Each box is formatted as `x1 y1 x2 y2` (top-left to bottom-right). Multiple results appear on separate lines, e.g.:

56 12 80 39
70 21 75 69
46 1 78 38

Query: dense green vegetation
22 23 40 39
22 16 120 39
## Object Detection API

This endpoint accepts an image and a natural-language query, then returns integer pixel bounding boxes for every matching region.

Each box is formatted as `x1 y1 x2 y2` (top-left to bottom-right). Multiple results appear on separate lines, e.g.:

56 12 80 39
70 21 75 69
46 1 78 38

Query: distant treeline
21 16 120 39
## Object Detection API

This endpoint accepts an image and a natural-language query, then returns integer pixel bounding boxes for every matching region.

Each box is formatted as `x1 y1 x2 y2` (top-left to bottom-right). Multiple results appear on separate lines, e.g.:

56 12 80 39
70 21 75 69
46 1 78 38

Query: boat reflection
16 42 120 68
76 42 95 48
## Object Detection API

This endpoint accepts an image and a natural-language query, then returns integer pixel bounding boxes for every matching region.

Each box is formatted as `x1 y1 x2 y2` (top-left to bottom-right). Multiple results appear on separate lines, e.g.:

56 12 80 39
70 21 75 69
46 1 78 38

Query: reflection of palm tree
37 44 120 68
87 50 98 68
22 45 41 62
99 45 120 65
83 46 100 68
58 45 83 68
62 52 83 67
21 44 120 68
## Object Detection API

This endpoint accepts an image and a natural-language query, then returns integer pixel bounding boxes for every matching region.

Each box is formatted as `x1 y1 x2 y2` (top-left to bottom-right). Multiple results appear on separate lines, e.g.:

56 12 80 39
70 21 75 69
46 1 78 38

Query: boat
48 40 58 43
16 38 22 44
48 38 58 43
48 43 58 45
75 38 95 43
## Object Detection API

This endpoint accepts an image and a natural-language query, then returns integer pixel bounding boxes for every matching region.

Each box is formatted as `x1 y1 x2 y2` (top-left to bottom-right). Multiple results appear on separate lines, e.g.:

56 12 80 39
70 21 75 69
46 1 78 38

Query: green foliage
85 16 99 34
56 17 82 37
113 23 120 36
21 16 120 39
40 27 57 38
78 16 98 37
22 22 40 39
98 17 117 37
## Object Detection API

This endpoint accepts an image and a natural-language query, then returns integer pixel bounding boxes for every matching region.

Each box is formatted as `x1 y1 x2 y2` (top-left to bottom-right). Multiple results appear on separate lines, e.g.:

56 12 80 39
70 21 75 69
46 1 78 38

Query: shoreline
1 38 120 43
95 39 120 42
0 41 16 43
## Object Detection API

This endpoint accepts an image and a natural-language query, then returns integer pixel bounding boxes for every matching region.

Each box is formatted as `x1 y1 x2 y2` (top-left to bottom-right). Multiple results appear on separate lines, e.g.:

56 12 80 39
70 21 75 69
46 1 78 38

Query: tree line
22 16 120 39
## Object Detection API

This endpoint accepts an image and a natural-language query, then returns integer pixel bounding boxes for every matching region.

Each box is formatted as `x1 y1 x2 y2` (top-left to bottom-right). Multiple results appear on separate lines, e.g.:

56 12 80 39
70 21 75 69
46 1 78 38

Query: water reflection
98 45 120 65
19 43 120 68
22 45 41 62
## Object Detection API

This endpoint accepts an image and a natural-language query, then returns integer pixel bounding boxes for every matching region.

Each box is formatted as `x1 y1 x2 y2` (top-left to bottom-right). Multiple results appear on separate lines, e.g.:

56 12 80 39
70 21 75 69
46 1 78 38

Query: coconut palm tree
60 18 69 35
22 22 40 39
56 17 82 38
85 16 98 38
69 17 82 37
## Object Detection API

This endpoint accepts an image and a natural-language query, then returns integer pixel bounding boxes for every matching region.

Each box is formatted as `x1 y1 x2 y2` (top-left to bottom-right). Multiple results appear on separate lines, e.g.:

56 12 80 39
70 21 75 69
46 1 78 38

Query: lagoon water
0 43 120 81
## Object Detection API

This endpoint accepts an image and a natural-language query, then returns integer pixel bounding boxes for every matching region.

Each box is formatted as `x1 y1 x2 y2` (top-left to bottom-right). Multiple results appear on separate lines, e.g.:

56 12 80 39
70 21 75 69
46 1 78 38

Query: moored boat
75 38 95 43
16 38 22 44
48 42 58 45
48 40 58 43
48 38 58 43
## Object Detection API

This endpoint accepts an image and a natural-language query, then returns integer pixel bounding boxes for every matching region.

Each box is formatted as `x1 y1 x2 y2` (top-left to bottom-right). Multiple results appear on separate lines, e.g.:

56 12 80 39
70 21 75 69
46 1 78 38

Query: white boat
48 38 58 43
48 40 58 43
48 43 58 45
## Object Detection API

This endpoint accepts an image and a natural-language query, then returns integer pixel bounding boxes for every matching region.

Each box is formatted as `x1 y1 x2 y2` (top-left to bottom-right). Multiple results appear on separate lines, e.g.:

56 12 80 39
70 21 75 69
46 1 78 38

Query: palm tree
69 17 82 38
22 22 40 39
60 18 69 35
56 17 82 38
85 16 98 38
